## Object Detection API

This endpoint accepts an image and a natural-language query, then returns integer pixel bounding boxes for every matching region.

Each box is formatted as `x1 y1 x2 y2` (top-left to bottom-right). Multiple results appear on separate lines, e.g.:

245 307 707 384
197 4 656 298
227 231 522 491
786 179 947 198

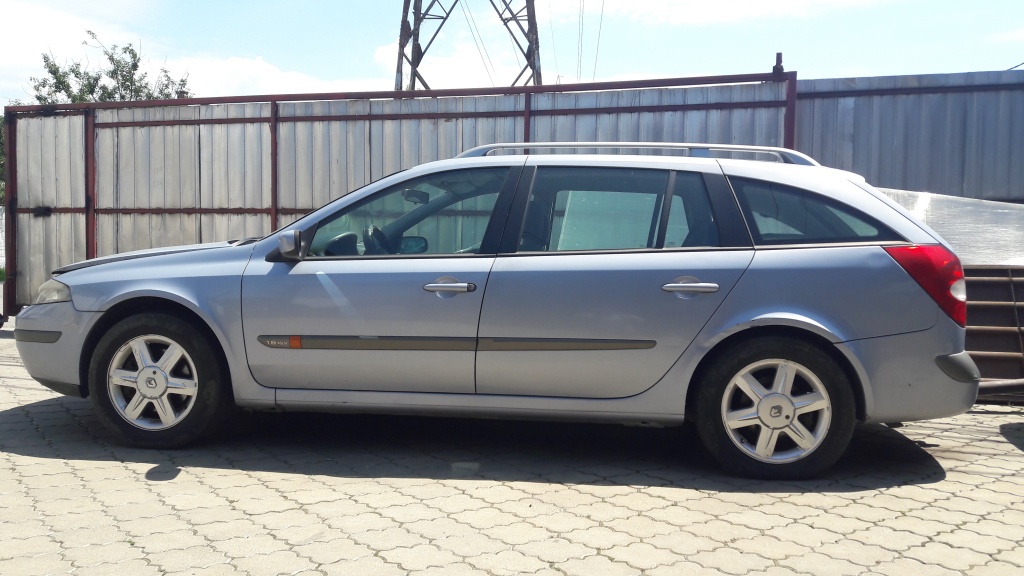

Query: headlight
34 279 72 304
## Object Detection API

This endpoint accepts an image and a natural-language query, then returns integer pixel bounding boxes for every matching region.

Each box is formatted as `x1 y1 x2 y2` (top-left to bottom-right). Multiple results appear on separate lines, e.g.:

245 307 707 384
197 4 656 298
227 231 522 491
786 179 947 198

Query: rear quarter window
730 177 903 245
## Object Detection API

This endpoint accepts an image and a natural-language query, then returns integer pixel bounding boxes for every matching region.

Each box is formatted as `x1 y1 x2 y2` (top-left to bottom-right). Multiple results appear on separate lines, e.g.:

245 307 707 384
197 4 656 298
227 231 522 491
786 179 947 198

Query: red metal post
784 71 798 149
269 102 279 231
84 111 97 259
3 113 16 318
523 92 532 143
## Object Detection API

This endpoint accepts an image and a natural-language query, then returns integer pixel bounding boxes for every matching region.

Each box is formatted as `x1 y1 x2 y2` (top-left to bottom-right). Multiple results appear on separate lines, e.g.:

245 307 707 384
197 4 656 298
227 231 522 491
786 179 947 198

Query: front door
242 165 519 393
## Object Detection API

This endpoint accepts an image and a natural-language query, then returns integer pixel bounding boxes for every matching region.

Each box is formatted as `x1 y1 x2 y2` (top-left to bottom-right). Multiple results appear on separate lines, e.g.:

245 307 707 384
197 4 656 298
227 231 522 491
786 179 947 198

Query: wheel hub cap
137 368 169 399
757 394 796 429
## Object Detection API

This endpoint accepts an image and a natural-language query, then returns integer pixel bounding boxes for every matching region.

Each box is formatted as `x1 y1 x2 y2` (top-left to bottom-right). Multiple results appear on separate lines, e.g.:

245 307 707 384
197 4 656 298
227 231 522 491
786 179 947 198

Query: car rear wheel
695 337 856 479
88 313 232 448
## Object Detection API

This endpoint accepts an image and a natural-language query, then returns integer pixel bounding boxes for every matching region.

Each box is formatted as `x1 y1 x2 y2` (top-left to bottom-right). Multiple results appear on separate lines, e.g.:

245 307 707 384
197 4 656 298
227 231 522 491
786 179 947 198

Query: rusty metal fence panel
14 115 87 303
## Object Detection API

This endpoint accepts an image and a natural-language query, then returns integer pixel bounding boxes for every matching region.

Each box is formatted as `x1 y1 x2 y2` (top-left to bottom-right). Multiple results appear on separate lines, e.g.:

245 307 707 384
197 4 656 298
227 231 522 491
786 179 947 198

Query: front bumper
15 302 101 398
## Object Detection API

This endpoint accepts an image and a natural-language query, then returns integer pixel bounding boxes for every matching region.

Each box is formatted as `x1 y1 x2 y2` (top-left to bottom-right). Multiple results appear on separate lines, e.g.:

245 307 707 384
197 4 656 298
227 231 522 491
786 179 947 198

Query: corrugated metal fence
797 71 1024 202
4 69 1023 314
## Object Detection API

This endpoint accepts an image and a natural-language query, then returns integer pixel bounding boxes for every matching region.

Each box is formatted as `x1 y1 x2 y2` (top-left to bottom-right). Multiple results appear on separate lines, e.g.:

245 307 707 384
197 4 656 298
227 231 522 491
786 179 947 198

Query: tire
695 337 856 480
88 312 233 448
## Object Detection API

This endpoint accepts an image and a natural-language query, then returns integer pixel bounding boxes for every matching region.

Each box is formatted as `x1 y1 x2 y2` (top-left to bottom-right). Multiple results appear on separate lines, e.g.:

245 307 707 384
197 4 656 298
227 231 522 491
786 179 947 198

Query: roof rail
456 142 820 166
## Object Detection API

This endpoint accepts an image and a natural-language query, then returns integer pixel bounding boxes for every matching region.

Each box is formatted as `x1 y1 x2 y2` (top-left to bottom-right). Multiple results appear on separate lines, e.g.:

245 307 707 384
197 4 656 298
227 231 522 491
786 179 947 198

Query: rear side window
730 177 902 245
520 167 669 252
518 167 720 252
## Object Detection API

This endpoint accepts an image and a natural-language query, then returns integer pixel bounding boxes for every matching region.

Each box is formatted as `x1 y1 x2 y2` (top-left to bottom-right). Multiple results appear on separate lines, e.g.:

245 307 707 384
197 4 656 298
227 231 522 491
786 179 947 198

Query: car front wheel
695 337 856 479
88 313 232 448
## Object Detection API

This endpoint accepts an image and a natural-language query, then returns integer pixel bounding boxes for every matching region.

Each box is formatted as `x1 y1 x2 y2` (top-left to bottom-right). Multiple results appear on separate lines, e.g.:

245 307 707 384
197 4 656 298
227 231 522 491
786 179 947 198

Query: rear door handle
661 282 719 294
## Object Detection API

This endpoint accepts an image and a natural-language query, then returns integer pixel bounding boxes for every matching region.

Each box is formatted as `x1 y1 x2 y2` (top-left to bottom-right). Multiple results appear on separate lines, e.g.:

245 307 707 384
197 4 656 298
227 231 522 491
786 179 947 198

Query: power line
1009 60 1024 71
576 0 585 81
544 0 560 80
459 1 496 86
465 1 499 77
592 0 605 81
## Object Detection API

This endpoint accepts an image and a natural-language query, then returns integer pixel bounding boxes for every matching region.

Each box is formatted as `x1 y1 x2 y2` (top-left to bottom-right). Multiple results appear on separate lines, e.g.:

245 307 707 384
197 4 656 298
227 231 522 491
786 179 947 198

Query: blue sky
2 0 1023 104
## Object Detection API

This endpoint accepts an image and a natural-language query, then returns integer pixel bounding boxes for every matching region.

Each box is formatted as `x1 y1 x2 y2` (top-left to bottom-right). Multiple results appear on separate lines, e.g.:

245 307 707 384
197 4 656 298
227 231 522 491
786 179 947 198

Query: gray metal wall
7 71 1024 308
796 71 1024 202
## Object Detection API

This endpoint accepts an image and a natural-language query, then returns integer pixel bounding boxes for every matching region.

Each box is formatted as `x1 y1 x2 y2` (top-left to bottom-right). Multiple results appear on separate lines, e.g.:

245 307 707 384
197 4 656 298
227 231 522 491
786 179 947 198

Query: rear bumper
842 324 979 424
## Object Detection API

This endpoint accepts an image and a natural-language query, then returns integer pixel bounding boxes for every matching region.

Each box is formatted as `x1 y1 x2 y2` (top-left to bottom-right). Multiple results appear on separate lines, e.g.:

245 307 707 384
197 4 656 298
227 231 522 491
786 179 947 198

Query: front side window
309 168 508 257
731 177 902 245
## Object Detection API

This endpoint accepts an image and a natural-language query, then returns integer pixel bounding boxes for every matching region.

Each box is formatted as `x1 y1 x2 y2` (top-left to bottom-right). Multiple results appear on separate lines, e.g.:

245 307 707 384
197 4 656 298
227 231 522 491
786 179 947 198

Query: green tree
28 30 192 104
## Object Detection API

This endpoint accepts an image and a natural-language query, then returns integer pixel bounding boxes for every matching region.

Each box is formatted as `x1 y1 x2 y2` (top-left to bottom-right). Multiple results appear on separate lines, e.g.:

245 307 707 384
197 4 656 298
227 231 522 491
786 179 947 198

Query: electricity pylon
395 0 542 90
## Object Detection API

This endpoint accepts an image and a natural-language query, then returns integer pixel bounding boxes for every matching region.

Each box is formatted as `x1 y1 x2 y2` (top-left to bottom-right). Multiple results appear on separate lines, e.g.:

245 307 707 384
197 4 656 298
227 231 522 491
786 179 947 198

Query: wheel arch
78 297 233 402
685 325 867 423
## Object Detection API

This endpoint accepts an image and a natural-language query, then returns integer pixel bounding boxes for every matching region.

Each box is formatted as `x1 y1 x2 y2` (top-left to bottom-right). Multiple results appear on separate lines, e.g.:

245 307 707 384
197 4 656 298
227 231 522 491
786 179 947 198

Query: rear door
476 160 754 398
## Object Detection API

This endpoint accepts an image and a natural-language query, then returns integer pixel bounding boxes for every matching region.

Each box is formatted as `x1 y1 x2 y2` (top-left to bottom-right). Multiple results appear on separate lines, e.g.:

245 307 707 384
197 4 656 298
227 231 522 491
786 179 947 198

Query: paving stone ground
1 320 1022 575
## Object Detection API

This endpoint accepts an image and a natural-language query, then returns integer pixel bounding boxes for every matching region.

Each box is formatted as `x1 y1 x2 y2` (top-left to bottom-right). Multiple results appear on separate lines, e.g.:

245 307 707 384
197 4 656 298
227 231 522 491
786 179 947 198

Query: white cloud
0 1 133 101
990 27 1024 43
165 55 391 97
538 0 894 26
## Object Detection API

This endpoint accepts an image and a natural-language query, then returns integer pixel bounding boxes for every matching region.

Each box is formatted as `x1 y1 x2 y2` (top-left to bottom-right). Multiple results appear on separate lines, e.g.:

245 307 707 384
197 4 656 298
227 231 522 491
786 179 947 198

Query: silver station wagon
15 143 980 479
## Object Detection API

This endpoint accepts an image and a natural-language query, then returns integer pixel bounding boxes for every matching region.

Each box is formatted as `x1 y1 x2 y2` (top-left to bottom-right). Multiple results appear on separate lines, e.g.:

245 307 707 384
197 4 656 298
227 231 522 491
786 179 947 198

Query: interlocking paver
0 535 64 559
604 542 687 570
64 542 146 568
481 520 553 545
846 525 930 552
465 549 550 575
557 554 642 576
932 528 1018 555
515 537 595 563
2 320 1024 575
692 547 776 575
731 535 811 561
232 550 318 576
778 550 864 576
904 541 993 571
292 537 375 564
435 532 509 557
563 525 640 549
871 557 964 576
0 554 75 576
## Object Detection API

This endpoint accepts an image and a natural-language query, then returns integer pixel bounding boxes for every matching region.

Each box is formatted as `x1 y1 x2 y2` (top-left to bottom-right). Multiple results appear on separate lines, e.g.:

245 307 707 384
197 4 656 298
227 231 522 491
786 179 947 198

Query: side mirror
277 230 305 261
398 236 428 254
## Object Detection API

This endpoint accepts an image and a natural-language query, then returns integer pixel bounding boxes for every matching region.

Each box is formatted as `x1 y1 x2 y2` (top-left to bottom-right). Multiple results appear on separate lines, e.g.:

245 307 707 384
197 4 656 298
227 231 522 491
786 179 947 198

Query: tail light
884 245 966 327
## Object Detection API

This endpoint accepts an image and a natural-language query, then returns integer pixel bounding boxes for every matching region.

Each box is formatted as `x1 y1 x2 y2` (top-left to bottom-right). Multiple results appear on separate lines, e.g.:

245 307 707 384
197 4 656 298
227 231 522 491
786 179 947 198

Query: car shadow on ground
0 395 946 493
999 422 1024 453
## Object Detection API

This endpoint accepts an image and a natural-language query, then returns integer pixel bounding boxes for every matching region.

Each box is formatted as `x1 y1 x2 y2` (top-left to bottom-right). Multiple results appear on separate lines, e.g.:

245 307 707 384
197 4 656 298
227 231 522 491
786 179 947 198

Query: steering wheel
362 225 395 255
323 232 359 256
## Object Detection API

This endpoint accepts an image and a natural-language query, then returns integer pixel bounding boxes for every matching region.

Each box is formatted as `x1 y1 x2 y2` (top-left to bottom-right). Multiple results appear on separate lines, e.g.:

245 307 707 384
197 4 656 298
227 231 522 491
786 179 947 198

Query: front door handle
423 276 477 298
661 282 719 294
423 282 476 293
